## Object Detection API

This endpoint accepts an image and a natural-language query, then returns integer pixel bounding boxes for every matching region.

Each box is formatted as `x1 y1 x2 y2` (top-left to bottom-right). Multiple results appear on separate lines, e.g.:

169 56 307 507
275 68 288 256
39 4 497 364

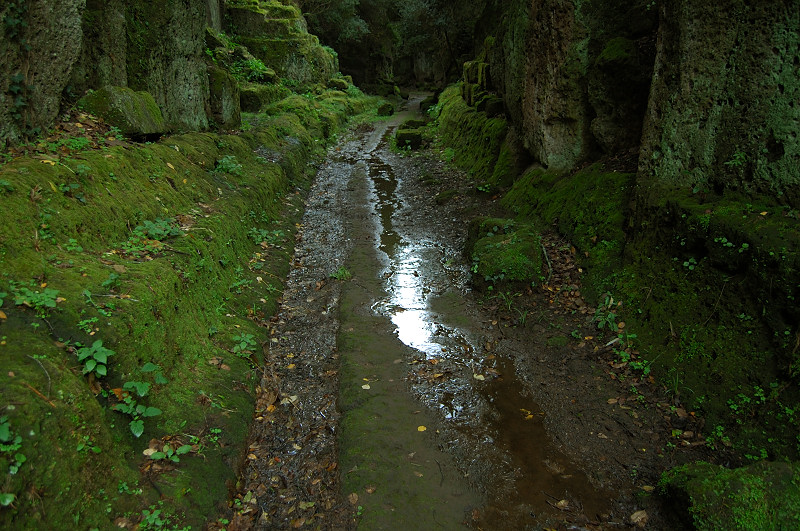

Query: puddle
363 118 612 526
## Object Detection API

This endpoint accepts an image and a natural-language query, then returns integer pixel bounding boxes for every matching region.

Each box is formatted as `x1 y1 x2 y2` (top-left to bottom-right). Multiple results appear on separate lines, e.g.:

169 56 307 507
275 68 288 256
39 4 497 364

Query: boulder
377 102 394 116
77 86 166 138
395 129 423 150
240 83 291 112
328 78 349 91
661 460 800 529
207 65 241 129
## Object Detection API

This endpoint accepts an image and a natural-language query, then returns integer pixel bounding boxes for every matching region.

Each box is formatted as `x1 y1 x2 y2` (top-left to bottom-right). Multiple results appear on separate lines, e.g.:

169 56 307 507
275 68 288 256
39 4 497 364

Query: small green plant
230 58 273 82
331 266 352 281
101 272 121 291
248 227 285 246
214 155 243 176
714 236 735 248
112 385 162 438
58 182 86 203
65 238 83 252
0 415 26 476
724 151 747 167
594 294 618 331
0 179 14 194
682 257 697 270
83 289 113 317
77 317 98 334
9 281 60 318
119 218 181 257
232 333 257 358
76 339 115 378
149 443 192 463
141 362 169 385
75 434 102 455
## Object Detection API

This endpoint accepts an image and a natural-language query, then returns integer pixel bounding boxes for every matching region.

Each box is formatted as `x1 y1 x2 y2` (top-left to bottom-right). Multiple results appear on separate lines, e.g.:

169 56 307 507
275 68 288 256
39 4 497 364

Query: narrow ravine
232 96 678 529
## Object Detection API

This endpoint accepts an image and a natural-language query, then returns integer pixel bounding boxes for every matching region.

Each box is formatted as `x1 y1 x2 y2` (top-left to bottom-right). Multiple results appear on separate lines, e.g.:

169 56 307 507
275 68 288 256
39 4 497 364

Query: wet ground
229 96 710 530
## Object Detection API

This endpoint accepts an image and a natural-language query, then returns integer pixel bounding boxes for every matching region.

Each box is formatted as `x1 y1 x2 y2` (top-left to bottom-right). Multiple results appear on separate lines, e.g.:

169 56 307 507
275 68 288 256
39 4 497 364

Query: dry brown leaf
348 493 358 505
630 510 648 528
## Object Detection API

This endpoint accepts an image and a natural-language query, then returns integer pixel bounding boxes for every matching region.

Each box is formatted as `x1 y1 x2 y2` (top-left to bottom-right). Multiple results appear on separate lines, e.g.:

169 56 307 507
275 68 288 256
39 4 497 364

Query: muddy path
229 96 709 530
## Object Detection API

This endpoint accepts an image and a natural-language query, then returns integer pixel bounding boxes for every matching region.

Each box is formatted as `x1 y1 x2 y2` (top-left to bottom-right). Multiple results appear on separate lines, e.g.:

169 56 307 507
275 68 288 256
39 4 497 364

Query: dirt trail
230 96 707 530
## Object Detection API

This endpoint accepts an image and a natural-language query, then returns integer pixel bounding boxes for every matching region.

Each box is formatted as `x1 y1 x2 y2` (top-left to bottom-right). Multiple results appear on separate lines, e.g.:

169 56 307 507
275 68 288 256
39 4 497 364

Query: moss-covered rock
240 83 291 112
207 65 241 129
661 460 800 530
77 86 167 138
328 78 349 91
125 0 210 131
0 0 86 142
467 218 542 288
395 128 423 150
377 101 394 116
437 84 517 189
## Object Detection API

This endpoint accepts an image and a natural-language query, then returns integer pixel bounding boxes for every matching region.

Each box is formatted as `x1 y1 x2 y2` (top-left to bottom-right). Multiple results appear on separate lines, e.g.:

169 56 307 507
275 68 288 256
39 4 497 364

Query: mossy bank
0 89 378 529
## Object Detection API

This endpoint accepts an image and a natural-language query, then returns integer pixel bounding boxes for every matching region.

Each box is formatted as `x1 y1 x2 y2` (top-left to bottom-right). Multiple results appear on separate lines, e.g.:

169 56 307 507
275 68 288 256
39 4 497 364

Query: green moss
77 86 166 137
596 37 635 64
0 88 379 529
437 84 512 188
502 164 635 295
661 461 800 530
467 218 542 287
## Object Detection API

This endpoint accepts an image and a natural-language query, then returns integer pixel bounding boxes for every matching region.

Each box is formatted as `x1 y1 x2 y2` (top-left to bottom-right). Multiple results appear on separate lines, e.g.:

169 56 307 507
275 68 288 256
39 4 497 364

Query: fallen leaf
0 311 6 319
365 485 376 494
473 374 485 381
630 509 648 528
413 471 423 477
287 364 296 369
641 485 655 492
607 398 618 404
247 453 258 460
166 162 175 170
556 499 569 510
361 384 370 390
348 493 358 505
417 426 427 432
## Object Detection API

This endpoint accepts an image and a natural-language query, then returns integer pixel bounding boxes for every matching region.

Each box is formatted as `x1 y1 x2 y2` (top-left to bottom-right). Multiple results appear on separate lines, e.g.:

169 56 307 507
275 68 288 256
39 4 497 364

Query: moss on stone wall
436 84 515 188
661 460 800 530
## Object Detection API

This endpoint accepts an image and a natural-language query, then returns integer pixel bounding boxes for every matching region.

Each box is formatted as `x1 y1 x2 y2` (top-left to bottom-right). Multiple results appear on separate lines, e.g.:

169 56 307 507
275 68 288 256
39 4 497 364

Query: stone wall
485 0 657 170
0 0 87 143
638 0 800 206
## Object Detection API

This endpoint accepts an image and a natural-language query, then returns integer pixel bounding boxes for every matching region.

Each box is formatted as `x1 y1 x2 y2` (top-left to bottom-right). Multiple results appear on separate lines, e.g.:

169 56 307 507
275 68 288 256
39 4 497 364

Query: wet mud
231 95 707 530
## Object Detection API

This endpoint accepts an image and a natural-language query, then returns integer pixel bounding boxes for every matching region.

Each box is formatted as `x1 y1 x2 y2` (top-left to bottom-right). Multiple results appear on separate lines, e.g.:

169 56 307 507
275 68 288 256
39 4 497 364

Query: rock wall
0 0 87 143
125 1 211 132
485 0 657 170
638 0 800 206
